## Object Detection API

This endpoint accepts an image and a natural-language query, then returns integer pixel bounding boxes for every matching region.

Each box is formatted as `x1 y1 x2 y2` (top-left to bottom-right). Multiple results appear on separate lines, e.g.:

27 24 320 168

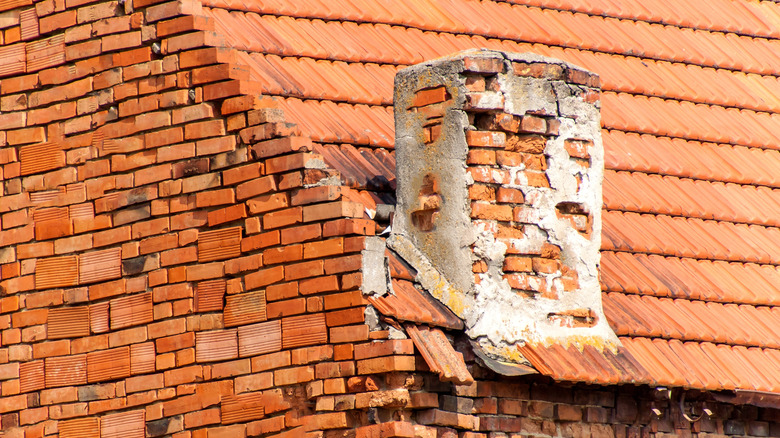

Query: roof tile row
603 170 780 227
203 2 780 75
604 131 780 188
604 293 780 349
600 252 780 306
602 211 780 264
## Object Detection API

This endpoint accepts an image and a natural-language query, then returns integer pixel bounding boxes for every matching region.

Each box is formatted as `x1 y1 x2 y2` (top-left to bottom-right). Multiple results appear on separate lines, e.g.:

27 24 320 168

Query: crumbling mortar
392 50 619 368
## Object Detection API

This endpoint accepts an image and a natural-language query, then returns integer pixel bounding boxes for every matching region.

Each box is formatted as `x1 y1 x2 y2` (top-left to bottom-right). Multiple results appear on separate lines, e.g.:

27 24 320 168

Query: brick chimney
388 49 619 363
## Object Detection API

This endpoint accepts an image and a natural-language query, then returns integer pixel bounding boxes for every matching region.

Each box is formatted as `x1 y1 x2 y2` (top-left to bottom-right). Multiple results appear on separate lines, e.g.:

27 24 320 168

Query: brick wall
0 0 377 436
0 1 779 438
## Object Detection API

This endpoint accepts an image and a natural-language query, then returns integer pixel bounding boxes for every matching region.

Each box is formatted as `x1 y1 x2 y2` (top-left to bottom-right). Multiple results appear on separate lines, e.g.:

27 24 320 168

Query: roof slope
204 0 780 391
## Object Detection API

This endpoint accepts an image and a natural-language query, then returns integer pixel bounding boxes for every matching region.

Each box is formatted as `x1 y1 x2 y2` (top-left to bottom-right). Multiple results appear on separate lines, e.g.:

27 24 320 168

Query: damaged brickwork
390 49 618 364
1 0 780 437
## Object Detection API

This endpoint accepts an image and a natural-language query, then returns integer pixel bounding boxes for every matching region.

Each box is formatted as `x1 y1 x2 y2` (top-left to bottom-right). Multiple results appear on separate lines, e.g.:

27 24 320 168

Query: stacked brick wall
0 1 380 436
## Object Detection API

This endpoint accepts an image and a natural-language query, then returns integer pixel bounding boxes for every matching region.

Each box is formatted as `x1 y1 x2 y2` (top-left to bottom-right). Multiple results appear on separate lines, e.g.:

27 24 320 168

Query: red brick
247 193 288 214
470 202 512 221
191 63 248 85
323 255 361 275
496 187 525 204
326 306 365 327
274 365 314 387
284 260 323 281
264 245 303 265
207 203 247 226
157 15 215 38
236 175 276 200
266 298 305 318
241 230 279 252
281 223 321 244
195 188 234 208
244 266 284 290
302 201 363 223
299 275 339 295
197 136 236 155
223 162 262 186
303 238 343 259
330 324 369 344
250 136 312 159
12 308 48 328
322 219 375 237
263 207 302 229
39 10 76 34
156 331 195 353
163 364 203 387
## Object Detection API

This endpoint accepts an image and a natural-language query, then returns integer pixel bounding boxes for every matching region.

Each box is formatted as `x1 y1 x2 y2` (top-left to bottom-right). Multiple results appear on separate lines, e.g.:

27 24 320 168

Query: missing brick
410 174 442 232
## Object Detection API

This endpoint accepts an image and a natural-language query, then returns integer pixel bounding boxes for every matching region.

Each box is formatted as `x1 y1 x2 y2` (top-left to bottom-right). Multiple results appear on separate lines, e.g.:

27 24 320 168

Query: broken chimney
388 49 620 364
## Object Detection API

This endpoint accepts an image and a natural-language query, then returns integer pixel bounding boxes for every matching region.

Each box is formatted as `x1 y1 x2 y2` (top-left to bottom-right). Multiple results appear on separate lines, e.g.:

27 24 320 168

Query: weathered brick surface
0 0 380 435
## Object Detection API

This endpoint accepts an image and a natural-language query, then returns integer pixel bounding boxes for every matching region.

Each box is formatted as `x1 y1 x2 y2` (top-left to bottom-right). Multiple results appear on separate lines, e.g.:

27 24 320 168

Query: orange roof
204 0 780 391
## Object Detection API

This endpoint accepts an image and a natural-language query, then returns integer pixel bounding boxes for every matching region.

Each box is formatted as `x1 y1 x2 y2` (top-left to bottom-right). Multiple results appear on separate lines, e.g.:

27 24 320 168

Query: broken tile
195 329 237 362
87 346 131 383
238 320 281 357
195 279 225 312
224 290 266 327
47 306 90 339
80 247 122 285
198 226 242 262
282 313 327 349
110 292 153 330
35 255 79 289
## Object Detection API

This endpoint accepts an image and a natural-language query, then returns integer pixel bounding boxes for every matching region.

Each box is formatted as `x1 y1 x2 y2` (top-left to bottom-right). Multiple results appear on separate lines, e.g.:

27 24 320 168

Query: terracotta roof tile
519 342 651 386
368 278 463 331
207 0 780 393
406 324 473 385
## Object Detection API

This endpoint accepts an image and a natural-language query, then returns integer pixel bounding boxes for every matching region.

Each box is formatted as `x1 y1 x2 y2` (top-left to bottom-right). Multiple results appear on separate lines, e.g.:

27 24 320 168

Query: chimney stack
389 49 619 362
